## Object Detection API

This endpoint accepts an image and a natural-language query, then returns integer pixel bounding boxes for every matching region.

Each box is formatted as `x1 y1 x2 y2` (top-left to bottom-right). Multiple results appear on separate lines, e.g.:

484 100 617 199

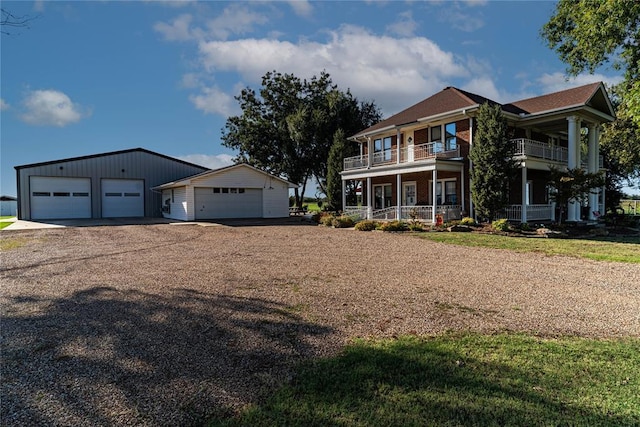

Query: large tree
546 167 605 224
222 70 380 207
325 129 357 211
469 103 518 222
541 0 640 126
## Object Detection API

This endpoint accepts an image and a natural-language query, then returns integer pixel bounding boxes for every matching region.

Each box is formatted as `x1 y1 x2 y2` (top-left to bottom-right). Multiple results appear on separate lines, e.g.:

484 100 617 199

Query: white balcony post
432 169 437 223
366 177 372 219
461 166 465 217
566 116 580 221
396 129 401 165
396 173 402 219
521 166 528 223
367 137 373 170
588 124 599 220
342 179 347 212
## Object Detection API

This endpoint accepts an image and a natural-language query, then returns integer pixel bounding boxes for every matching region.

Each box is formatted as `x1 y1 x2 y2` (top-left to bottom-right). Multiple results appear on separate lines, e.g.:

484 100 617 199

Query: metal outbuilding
15 148 208 220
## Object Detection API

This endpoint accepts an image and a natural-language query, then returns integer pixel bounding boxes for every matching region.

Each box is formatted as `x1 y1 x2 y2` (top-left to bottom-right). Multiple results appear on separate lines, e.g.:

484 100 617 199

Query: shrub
332 215 355 228
320 213 336 227
310 211 323 223
408 222 425 231
461 217 477 226
379 220 408 232
354 220 377 231
491 218 510 232
518 222 532 231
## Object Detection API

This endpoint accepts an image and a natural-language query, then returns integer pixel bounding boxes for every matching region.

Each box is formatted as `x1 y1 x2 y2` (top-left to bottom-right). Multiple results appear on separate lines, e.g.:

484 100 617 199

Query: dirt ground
2 220 639 426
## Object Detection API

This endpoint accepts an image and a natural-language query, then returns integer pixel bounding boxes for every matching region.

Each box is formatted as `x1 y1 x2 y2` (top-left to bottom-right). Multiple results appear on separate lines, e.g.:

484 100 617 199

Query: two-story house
341 82 615 223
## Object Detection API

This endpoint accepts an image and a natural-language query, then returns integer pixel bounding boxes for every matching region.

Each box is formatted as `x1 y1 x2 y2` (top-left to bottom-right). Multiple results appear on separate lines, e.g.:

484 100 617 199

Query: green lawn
417 232 640 263
210 333 640 426
0 216 16 230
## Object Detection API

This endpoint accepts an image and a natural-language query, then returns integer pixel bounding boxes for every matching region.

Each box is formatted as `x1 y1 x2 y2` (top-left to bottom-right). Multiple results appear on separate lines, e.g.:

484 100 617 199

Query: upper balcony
343 141 460 171
513 138 603 169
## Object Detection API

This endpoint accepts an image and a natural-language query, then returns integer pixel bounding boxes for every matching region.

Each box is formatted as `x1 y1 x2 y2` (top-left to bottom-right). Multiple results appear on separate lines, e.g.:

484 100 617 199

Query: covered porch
341 161 466 223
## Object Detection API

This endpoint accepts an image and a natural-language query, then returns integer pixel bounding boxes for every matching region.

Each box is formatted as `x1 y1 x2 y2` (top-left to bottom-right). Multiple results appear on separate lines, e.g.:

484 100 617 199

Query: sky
0 0 631 197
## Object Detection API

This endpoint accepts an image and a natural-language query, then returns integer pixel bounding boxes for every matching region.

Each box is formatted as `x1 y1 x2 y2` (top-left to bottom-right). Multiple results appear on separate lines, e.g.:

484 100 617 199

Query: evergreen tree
469 103 518 221
325 129 357 211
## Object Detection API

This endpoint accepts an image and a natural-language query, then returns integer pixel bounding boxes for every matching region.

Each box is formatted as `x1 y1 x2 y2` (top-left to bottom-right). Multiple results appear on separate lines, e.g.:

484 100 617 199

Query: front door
403 182 416 206
374 184 392 209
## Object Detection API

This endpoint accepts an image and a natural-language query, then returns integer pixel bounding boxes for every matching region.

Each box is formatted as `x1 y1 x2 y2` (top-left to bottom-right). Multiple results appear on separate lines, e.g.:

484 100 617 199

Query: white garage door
101 179 144 218
195 187 262 219
30 176 92 219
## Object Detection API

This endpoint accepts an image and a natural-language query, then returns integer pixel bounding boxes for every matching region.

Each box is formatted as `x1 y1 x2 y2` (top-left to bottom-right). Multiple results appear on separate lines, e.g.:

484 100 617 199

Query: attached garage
15 148 208 220
30 176 91 219
155 164 297 221
101 179 144 218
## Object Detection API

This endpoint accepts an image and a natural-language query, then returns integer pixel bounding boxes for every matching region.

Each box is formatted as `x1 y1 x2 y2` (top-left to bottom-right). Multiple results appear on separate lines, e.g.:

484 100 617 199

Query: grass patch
0 237 27 250
209 333 640 426
0 216 16 230
418 232 640 263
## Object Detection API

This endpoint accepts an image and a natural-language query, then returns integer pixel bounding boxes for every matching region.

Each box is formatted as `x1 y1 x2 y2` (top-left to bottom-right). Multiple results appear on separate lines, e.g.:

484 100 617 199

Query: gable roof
353 87 499 138
152 163 299 189
504 82 614 117
15 147 209 171
351 82 615 139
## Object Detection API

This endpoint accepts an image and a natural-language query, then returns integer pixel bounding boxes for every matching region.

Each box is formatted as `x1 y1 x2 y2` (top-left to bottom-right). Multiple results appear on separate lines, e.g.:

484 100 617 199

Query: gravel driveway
2 221 639 426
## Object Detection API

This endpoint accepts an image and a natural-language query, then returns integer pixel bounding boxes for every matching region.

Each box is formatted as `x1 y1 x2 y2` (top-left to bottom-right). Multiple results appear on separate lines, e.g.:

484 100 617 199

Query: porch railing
343 206 368 220
367 205 462 222
503 204 553 221
371 206 397 220
400 206 433 220
512 138 568 163
343 142 460 171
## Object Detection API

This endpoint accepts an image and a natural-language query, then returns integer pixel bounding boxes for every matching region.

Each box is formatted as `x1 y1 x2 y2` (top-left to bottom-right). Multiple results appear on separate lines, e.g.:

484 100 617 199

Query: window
213 188 221 194
445 122 457 151
33 192 50 197
374 137 393 161
105 192 121 197
222 188 229 194
53 192 70 197
230 188 238 194
124 193 140 197
73 192 89 197
430 126 443 153
238 188 245 193
171 189 175 202
434 180 457 205
374 184 393 209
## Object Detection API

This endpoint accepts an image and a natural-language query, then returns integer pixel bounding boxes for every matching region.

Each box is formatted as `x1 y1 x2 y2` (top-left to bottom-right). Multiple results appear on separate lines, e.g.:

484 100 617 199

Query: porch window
374 137 393 161
434 179 457 205
374 184 393 209
445 122 457 151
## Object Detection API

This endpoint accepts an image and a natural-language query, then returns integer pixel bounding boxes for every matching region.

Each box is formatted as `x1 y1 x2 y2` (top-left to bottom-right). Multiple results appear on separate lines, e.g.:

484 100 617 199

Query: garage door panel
195 187 262 219
102 179 144 217
30 177 91 219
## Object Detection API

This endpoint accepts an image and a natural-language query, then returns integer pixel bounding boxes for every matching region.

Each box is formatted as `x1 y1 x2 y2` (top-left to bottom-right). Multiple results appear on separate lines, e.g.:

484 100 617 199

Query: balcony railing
343 142 460 171
512 138 603 168
503 204 554 221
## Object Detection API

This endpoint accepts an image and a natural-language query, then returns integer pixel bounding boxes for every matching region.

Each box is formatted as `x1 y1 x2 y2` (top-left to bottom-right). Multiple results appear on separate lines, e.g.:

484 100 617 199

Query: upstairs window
445 122 457 151
374 137 393 161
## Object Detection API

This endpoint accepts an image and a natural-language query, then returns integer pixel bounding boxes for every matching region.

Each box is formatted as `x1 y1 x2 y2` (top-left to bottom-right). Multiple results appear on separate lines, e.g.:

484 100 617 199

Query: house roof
351 82 615 139
353 87 499 138
14 147 209 171
152 163 299 190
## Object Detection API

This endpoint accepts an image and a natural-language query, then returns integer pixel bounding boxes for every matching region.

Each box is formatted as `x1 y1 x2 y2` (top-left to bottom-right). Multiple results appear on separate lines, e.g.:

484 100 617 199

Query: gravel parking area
2 221 639 426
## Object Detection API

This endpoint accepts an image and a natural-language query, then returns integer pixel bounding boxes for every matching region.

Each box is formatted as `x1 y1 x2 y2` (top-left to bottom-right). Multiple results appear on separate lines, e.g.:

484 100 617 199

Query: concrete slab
2 217 175 230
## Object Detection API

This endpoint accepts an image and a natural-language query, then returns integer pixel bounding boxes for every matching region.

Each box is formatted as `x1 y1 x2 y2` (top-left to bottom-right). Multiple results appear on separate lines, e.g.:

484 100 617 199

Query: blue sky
1 0 629 197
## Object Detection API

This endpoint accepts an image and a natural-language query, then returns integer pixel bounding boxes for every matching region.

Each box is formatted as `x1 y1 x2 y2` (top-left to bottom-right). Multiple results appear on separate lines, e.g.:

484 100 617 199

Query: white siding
161 187 188 221
263 181 290 218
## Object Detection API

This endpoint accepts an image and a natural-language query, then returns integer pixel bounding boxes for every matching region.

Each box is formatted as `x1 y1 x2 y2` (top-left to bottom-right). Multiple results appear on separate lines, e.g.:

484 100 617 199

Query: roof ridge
509 81 601 105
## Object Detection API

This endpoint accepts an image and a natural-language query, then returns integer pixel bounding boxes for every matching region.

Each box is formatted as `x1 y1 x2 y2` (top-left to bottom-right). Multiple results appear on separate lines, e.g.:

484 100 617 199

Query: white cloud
288 0 313 18
154 13 200 41
386 10 417 37
537 72 623 94
205 4 268 40
0 99 9 111
197 25 468 116
188 85 239 117
20 89 89 127
439 7 484 32
461 76 535 104
177 153 234 169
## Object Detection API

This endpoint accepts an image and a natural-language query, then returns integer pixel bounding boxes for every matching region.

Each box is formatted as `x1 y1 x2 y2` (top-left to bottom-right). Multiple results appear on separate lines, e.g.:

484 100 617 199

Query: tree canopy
546 167 605 223
469 103 518 222
222 70 380 206
541 0 640 124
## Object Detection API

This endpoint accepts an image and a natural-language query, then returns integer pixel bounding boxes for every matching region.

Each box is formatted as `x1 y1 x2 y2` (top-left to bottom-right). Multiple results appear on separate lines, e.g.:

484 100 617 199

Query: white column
366 177 372 219
341 179 347 211
461 166 465 217
432 169 437 223
396 129 401 164
588 124 598 219
566 116 579 221
367 137 373 169
521 166 528 223
396 173 402 220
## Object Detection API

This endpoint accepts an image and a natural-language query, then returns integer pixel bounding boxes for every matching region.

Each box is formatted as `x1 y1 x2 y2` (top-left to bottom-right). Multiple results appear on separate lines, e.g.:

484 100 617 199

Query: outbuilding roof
14 147 209 171
152 163 299 189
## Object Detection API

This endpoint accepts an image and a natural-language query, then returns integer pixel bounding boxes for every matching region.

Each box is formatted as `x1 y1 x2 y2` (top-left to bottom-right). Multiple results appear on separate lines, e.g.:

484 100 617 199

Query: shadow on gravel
2 287 334 426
